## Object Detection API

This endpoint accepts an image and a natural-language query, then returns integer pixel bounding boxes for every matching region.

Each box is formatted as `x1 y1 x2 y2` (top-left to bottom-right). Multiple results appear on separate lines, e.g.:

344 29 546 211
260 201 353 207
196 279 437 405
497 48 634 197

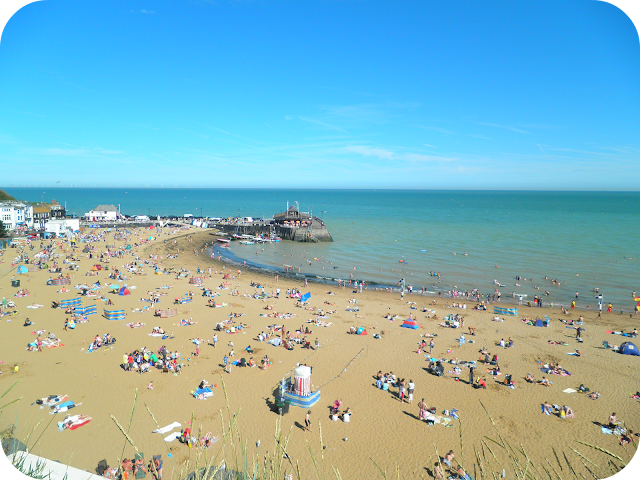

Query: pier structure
212 203 332 243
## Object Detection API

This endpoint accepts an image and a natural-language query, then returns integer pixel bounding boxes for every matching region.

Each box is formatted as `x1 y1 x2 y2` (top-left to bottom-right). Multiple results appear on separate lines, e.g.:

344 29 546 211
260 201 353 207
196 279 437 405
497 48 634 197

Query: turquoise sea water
4 188 639 310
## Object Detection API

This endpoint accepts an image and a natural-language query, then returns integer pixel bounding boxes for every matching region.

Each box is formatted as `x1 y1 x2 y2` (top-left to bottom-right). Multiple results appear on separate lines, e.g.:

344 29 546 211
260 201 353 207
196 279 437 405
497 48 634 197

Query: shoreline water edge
207 242 638 316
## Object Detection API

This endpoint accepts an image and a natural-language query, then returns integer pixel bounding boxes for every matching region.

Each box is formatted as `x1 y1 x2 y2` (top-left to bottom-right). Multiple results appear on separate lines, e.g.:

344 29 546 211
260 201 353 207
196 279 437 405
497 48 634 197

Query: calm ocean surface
4 188 639 310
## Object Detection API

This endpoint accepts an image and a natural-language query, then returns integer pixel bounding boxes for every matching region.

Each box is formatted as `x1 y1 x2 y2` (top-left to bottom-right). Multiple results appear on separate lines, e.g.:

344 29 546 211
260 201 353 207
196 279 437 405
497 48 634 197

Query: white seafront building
44 218 80 238
0 202 33 231
84 204 122 222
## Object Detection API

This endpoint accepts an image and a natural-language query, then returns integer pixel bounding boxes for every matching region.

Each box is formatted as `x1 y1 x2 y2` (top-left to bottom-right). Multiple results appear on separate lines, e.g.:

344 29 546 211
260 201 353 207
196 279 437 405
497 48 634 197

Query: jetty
212 203 333 243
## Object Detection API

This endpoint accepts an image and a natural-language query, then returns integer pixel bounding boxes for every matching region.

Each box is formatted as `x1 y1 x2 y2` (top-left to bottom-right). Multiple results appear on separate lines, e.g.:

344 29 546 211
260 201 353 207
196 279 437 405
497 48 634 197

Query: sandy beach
1 227 639 479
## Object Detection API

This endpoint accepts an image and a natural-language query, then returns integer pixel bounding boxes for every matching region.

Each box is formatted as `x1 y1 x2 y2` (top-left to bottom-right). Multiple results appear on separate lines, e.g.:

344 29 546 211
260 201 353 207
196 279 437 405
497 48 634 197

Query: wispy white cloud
535 143 549 156
517 123 562 129
174 127 209 139
198 122 273 146
32 147 125 156
319 104 386 124
478 122 530 134
140 9 155 14
416 125 454 135
468 134 492 140
294 116 351 135
344 145 394 160
401 153 454 163
344 145 455 163
423 143 437 148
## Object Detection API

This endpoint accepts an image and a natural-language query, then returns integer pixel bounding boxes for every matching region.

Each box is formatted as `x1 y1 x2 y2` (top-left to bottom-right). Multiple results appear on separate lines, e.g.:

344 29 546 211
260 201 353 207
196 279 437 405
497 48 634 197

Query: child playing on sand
147 381 154 390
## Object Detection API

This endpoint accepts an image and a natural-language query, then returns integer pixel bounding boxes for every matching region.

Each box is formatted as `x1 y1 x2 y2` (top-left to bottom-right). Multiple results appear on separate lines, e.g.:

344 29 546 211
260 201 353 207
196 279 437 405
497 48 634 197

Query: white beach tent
7 452 104 480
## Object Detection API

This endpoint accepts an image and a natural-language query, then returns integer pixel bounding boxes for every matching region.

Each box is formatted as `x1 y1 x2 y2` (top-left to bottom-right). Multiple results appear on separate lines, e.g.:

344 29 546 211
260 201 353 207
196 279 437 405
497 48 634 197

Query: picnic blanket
424 414 451 426
193 387 213 399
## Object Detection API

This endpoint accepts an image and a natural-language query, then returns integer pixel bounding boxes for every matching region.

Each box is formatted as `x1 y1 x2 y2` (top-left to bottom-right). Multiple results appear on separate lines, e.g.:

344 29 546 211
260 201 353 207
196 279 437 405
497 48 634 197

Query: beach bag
331 414 338 421
428 407 436 414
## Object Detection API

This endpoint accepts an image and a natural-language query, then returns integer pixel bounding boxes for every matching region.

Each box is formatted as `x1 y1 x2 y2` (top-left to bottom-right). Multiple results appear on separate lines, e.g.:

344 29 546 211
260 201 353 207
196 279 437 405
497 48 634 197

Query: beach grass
0 368 635 480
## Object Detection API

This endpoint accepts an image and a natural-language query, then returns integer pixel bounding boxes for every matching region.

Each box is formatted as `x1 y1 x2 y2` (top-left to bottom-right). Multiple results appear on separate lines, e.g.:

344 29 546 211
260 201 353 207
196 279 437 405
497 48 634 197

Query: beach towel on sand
164 431 182 442
153 422 181 434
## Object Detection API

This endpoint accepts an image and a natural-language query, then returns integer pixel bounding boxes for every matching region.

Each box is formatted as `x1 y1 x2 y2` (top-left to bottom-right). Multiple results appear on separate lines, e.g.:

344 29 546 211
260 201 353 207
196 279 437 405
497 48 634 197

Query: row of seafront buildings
0 201 126 237
1 199 66 232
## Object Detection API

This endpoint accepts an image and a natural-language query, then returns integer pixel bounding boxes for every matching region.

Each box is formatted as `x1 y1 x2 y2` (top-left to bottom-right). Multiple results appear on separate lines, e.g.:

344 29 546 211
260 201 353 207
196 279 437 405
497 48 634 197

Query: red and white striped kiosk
294 365 311 396
284 364 321 408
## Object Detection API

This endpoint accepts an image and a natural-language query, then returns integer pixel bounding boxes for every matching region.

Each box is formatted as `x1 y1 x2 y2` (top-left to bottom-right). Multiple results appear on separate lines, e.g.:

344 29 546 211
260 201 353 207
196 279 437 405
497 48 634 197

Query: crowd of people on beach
5 223 639 480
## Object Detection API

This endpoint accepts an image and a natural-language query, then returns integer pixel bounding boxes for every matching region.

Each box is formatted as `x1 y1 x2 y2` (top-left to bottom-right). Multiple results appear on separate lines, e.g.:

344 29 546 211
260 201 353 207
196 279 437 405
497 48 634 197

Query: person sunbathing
442 451 455 467
542 402 554 415
133 456 147 479
560 405 574 418
587 391 601 400
525 373 536 383
456 467 472 480
538 377 553 386
619 429 636 445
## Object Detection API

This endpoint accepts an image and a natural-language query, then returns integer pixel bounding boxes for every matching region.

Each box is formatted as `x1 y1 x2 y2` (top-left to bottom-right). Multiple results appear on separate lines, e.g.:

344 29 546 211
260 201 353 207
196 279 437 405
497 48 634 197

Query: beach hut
619 342 640 356
401 319 420 329
16 265 28 274
118 286 131 296
294 365 311 396
283 365 321 408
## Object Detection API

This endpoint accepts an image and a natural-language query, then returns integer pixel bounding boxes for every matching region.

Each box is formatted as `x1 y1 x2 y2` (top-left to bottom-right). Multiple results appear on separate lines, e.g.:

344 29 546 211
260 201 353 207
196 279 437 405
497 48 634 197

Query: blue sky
0 0 639 189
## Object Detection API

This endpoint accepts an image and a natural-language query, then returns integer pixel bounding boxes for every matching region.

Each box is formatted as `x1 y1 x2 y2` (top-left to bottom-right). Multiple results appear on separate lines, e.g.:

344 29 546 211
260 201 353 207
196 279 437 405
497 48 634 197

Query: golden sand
1 228 638 479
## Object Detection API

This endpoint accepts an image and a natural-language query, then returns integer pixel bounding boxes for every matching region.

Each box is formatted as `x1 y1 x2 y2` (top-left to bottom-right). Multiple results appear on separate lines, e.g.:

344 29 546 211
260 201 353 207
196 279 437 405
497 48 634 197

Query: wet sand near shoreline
1 228 638 479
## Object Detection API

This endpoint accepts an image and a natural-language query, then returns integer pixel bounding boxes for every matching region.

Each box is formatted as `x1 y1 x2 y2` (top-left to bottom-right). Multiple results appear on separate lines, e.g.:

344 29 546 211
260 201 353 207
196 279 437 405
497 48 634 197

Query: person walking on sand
469 366 475 386
305 410 312 432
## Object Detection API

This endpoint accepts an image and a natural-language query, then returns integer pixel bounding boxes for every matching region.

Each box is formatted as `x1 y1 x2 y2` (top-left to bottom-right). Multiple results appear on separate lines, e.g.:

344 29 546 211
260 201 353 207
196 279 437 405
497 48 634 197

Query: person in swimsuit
418 399 428 420
304 410 312 432
443 451 454 467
